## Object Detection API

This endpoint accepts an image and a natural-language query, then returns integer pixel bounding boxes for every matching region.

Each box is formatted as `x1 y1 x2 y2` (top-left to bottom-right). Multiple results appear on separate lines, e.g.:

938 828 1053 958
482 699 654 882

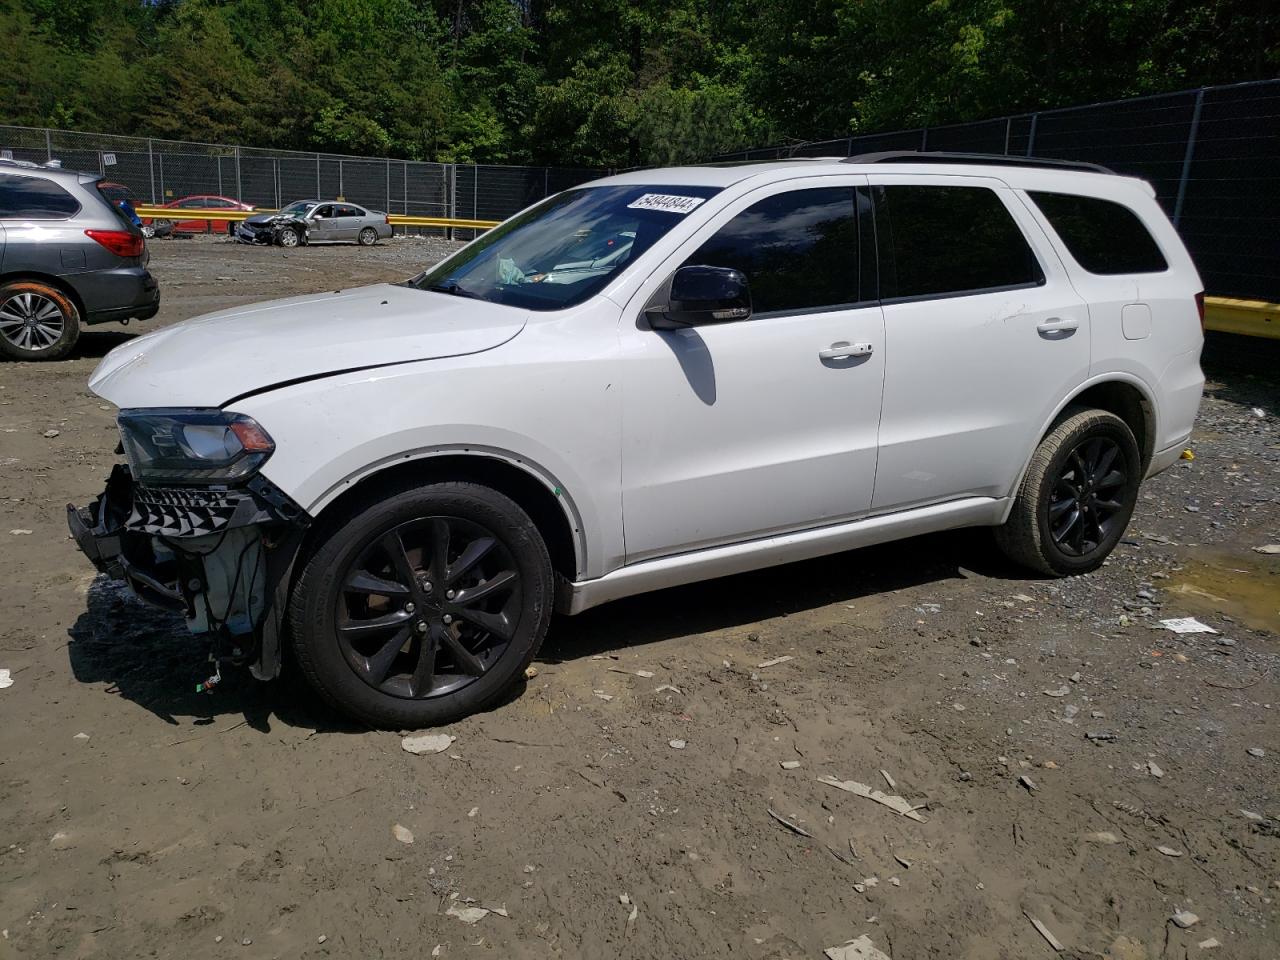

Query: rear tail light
1194 291 1205 331
385 214 391 225
85 229 144 258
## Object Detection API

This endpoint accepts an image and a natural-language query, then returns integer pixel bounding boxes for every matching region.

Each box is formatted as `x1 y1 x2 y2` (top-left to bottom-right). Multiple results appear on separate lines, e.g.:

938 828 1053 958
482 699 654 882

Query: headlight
118 408 275 485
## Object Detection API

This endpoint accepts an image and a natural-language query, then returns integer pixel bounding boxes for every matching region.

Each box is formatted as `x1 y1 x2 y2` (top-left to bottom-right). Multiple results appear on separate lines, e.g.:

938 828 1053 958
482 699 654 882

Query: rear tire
0 280 81 361
288 481 554 728
995 406 1141 576
357 227 378 246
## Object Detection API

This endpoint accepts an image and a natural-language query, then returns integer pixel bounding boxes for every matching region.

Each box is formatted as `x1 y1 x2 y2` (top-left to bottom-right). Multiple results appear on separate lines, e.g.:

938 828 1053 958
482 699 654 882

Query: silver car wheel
279 228 300 248
358 227 377 246
0 292 66 351
141 224 156 239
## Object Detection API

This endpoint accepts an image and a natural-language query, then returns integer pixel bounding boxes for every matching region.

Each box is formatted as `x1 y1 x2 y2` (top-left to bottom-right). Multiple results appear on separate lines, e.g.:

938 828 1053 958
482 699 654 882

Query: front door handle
819 341 874 360
1037 317 1079 335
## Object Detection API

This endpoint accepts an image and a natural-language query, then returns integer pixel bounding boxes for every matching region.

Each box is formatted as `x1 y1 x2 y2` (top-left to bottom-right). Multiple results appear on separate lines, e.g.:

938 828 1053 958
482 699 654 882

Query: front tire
0 280 81 361
995 407 1141 576
277 226 301 248
288 481 554 728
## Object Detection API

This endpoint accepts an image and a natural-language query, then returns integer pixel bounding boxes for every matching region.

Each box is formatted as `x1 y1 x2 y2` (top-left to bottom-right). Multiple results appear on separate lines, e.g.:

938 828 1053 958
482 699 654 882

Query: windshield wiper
427 280 481 299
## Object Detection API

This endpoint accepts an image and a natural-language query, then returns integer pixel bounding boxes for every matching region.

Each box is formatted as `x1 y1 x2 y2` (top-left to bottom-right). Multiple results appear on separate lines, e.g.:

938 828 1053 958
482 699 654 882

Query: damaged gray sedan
236 199 392 247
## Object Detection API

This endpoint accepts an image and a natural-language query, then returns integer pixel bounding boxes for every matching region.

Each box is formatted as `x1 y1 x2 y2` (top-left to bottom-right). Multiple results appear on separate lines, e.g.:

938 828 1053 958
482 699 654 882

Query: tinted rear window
875 185 1044 300
0 174 81 219
1029 191 1168 274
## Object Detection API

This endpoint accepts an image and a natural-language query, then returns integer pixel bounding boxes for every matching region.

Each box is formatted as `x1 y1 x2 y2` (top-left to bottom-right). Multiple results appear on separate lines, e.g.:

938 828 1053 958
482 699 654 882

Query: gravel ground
0 237 1277 960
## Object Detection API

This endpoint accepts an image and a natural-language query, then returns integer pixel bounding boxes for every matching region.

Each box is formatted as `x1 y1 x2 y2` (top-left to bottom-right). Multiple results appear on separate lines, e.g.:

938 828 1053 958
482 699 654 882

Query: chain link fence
717 79 1280 302
0 125 603 236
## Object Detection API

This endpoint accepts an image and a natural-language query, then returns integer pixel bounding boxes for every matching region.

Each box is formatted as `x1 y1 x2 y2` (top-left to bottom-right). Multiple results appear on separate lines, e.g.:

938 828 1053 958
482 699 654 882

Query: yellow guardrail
1203 296 1280 340
131 206 500 230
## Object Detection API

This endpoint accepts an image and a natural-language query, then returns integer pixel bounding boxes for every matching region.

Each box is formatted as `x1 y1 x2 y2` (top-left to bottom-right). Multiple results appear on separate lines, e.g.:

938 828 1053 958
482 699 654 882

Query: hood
89 283 527 408
244 213 299 227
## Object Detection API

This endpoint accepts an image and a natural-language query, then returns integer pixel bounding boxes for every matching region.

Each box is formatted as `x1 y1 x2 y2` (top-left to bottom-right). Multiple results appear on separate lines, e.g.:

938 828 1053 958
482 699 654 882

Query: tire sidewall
0 281 80 361
291 484 553 728
358 227 377 246
1033 413 1141 574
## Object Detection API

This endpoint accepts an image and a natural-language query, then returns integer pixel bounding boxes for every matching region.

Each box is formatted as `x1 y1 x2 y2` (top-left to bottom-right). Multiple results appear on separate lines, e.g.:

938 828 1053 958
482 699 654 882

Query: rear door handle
819 341 874 360
1037 317 1079 335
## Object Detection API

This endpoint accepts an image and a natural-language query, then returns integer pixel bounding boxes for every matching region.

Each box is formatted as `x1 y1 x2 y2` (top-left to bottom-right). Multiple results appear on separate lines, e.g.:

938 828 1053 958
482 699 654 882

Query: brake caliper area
67 464 309 681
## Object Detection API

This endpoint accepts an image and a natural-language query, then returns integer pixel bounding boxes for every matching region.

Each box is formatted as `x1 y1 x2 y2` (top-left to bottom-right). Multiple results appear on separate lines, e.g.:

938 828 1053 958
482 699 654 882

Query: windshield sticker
627 193 707 214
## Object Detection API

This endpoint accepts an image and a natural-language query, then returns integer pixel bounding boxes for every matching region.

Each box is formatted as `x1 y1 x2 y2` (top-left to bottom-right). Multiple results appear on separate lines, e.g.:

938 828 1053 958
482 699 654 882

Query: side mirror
645 265 752 330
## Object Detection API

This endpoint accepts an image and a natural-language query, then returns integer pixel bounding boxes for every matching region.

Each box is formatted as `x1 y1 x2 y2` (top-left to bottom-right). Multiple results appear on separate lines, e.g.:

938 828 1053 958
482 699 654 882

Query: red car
146 195 255 235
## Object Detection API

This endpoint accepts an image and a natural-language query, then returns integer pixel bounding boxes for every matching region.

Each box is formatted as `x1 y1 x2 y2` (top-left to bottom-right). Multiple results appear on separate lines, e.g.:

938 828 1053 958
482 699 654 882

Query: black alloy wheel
336 516 522 700
995 406 1141 576
289 481 553 728
1047 436 1127 556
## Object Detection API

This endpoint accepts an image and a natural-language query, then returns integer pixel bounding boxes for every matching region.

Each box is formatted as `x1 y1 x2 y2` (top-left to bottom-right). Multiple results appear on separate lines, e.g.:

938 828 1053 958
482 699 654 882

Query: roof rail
841 151 1116 175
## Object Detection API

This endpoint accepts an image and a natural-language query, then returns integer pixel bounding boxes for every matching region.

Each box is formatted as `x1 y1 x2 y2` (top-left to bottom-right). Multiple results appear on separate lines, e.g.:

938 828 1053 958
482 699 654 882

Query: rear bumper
1145 439 1190 479
71 267 160 325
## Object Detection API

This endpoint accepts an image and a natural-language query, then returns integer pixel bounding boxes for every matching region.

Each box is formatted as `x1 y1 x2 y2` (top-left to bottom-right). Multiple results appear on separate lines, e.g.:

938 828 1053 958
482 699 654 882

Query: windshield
409 184 722 310
279 200 317 216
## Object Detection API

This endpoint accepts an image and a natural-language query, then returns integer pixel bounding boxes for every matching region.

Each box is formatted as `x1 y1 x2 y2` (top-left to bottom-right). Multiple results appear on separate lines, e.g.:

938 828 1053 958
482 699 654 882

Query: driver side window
683 187 864 316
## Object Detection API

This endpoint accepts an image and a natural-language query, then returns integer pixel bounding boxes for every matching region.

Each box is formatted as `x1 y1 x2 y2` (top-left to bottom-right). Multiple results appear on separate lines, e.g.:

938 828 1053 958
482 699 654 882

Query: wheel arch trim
0 271 86 321
302 444 590 581
1000 372 1159 524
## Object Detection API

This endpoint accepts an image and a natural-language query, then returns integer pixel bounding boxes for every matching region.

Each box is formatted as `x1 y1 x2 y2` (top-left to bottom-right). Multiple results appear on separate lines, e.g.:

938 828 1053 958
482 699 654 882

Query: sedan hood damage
89 284 527 408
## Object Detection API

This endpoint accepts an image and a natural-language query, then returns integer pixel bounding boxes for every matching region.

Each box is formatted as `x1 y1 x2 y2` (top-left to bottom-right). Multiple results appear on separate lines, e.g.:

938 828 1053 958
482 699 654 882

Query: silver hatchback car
236 199 393 247
0 160 159 361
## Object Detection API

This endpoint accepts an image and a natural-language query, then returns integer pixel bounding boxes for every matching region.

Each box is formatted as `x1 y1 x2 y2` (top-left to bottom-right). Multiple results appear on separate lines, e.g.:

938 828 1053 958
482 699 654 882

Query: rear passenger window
684 187 862 315
1029 191 1168 274
0 174 81 219
875 185 1044 300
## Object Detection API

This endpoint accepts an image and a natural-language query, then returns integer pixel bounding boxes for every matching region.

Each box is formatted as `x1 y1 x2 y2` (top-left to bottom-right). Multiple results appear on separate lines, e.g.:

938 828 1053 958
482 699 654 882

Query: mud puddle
1170 548 1280 633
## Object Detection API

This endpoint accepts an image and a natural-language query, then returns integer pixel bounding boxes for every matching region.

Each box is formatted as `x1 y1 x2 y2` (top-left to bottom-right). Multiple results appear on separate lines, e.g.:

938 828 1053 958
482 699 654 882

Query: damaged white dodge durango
69 153 1205 727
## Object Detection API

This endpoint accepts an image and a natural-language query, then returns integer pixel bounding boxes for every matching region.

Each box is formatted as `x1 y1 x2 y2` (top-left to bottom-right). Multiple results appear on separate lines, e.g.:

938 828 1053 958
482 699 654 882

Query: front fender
230 352 622 581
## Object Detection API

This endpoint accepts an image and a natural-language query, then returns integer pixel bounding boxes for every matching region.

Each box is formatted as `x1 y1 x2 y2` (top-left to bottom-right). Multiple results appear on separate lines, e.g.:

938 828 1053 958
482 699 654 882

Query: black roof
841 151 1115 175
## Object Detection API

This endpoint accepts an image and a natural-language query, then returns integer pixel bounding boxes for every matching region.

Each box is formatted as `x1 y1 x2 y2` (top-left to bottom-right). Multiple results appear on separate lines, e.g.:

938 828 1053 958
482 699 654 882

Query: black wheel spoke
454 569 517 606
345 569 411 596
448 536 496 585
339 609 412 636
365 625 411 685
1049 496 1075 519
428 518 451 584
1052 505 1081 545
1093 444 1119 481
441 629 488 676
408 622 442 697
1095 469 1125 491
381 530 419 587
455 606 515 642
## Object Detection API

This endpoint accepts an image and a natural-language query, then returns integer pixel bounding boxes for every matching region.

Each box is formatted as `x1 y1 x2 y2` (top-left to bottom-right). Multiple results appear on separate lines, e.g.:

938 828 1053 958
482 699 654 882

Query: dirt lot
1 237 1277 960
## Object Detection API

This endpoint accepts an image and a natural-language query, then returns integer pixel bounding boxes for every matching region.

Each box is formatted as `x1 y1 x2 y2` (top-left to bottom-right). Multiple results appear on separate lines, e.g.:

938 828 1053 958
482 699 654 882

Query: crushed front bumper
67 464 310 678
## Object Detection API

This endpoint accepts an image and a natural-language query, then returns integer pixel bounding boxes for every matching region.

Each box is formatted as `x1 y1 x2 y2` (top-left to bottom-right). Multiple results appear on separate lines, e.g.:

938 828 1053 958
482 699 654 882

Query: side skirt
560 497 1006 615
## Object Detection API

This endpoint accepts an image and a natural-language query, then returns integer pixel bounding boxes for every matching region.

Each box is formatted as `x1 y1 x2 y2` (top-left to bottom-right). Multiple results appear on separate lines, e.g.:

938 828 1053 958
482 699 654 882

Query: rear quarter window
1029 191 1168 275
874 185 1045 301
0 174 81 219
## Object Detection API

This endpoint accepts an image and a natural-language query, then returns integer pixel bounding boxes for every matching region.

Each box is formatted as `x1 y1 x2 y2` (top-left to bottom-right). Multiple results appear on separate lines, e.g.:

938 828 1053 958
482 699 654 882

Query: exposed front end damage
67 464 310 682
235 214 309 247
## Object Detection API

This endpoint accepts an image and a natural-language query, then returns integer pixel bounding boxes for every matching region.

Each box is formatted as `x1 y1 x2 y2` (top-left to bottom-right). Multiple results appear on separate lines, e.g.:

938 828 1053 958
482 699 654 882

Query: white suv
68 153 1205 727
